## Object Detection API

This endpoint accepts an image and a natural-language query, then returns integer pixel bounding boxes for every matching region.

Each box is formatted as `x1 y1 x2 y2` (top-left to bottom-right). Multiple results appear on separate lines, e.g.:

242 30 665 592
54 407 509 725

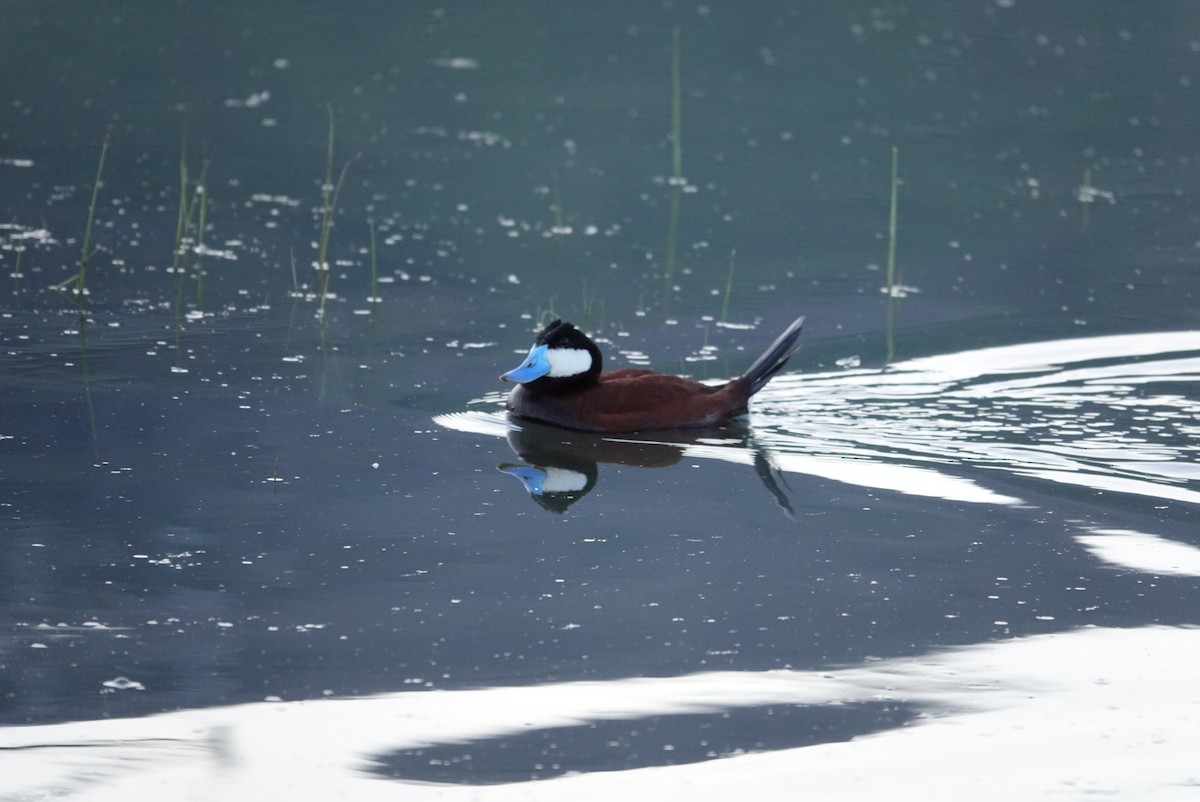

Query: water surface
2 2 1199 798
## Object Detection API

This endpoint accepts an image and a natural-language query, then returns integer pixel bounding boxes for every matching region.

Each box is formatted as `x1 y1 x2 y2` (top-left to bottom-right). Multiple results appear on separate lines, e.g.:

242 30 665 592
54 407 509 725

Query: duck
499 315 805 433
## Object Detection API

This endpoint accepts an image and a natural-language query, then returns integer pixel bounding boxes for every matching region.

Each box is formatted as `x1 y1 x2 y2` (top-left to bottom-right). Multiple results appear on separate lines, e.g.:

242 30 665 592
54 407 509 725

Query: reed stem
171 138 189 274
77 132 111 297
316 105 355 320
721 248 736 322
368 215 379 305
194 164 209 307
885 147 899 363
671 26 683 181
886 146 899 297
55 132 110 300
10 239 24 306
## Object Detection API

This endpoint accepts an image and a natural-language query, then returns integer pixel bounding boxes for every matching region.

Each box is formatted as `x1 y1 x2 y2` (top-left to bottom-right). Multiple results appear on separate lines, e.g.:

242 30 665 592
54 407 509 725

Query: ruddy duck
500 316 805 433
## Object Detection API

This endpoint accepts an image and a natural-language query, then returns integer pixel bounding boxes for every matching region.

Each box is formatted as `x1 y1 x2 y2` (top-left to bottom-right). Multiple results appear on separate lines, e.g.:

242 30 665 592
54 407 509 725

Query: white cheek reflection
540 467 588 493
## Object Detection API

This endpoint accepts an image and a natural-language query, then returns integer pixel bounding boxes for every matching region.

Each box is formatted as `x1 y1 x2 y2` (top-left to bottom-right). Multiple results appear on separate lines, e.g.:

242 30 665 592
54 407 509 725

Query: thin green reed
171 139 189 275
885 147 899 363
721 248 736 322
55 132 111 301
886 147 899 297
662 27 684 311
10 237 25 306
315 106 336 315
193 173 209 308
77 132 111 297
172 159 208 324
368 215 379 306
671 26 683 182
316 105 355 320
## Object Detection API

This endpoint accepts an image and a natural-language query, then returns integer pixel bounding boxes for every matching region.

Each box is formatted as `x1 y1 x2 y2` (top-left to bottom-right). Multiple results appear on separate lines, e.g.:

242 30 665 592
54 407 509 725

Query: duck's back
507 369 749 433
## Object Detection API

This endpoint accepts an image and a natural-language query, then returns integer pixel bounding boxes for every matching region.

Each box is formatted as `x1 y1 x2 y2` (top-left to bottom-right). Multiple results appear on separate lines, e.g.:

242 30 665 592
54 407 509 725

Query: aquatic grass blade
54 132 110 300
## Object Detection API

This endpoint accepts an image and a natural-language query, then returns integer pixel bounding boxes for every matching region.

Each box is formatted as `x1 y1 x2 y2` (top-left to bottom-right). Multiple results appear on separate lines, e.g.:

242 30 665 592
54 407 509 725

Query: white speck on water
1077 184 1116 204
224 90 270 108
431 56 479 70
881 284 920 298
250 193 301 207
102 676 145 691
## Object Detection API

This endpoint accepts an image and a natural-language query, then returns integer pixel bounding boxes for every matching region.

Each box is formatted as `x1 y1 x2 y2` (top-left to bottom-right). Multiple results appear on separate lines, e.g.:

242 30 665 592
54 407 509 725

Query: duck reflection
498 419 793 515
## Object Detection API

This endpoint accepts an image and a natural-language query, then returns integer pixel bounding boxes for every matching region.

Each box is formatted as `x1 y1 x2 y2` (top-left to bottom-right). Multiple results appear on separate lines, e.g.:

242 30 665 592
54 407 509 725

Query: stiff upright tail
741 316 805 396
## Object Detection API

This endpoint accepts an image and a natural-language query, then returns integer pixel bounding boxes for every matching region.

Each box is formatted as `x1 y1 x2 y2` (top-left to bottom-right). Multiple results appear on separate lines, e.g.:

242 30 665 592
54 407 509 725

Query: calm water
2 2 1199 798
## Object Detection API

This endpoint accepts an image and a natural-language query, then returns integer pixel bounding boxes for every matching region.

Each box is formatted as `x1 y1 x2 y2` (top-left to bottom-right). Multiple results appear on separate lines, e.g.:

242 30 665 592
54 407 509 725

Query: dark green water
2 1 1199 792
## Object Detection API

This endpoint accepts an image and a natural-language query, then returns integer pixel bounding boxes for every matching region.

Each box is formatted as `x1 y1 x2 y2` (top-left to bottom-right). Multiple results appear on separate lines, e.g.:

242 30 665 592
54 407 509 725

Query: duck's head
500 319 602 387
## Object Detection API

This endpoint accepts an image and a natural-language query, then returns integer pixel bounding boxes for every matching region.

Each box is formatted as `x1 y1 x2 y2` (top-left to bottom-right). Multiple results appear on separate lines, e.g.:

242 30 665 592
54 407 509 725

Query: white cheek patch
546 347 592 378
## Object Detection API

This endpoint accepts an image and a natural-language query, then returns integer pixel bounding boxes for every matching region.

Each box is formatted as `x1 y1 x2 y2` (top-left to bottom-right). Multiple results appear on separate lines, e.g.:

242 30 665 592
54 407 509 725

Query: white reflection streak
1076 529 1200 576
1019 468 1200 506
770 453 1022 505
433 411 515 438
1 626 1197 800
894 330 1200 377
